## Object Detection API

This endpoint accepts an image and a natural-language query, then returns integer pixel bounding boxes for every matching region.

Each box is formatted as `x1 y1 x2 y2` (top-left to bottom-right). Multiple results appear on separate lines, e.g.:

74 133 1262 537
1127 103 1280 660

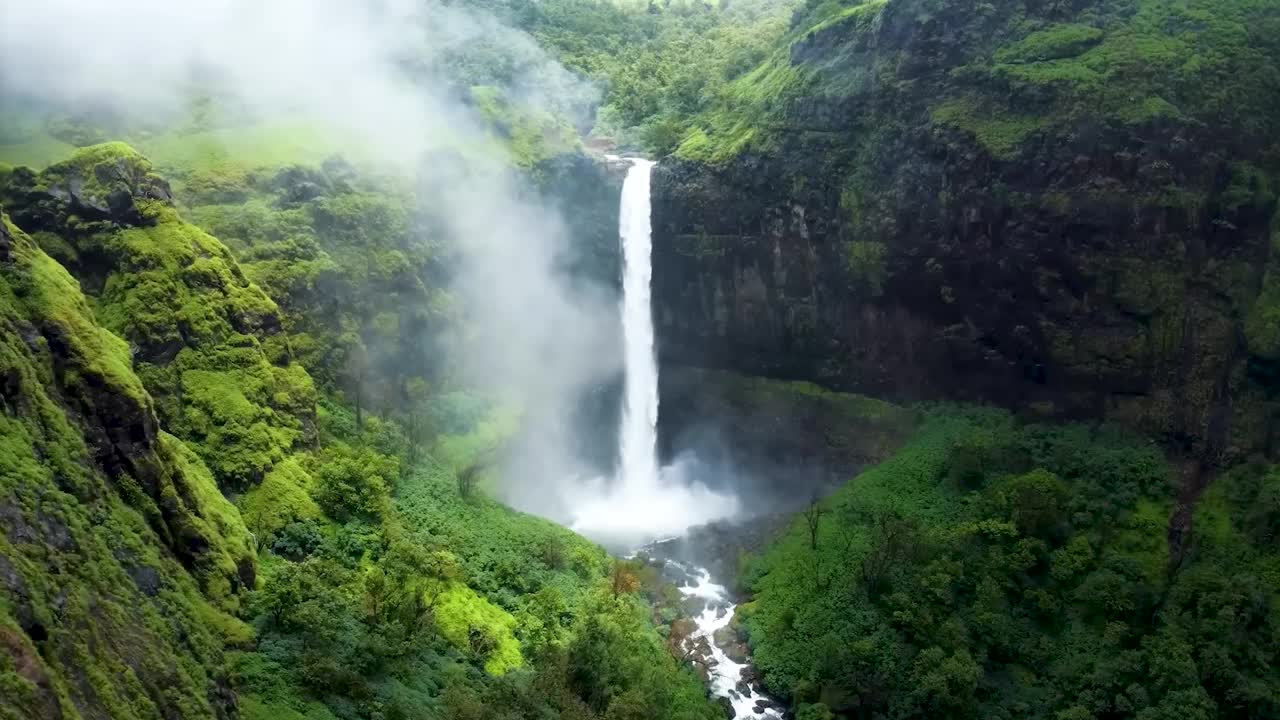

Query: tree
611 560 641 598
455 451 492 500
402 377 431 466
803 493 826 551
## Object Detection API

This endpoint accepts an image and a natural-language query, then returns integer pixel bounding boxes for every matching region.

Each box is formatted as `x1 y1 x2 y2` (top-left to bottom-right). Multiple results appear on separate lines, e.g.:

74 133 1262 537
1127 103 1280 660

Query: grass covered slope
0 214 249 720
740 407 1280 718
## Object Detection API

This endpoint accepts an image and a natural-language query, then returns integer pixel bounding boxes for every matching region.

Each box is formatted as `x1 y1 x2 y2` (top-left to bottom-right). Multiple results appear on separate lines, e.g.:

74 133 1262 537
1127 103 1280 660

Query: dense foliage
0 140 720 720
741 407 1280 719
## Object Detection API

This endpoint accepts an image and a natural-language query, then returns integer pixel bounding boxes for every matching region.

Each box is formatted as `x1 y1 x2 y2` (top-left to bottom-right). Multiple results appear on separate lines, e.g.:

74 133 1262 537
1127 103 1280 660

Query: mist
0 0 747 543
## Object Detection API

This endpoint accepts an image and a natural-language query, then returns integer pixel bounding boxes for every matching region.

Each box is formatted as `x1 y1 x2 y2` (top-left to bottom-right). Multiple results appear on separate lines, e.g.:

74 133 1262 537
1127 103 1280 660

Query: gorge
3 0 1280 719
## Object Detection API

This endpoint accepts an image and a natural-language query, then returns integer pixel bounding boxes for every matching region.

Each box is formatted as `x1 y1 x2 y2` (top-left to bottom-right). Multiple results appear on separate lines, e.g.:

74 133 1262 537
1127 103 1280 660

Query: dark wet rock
715 625 748 663
715 696 734 719
0 503 37 545
681 594 710 617
755 697 786 714
650 517 792 595
36 512 75 553
13 145 173 230
0 627 63 719
658 364 918 505
127 564 163 597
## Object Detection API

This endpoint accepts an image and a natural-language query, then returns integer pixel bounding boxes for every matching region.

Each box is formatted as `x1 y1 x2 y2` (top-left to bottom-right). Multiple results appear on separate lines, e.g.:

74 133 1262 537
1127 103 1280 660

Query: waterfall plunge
617 159 661 496
569 159 738 547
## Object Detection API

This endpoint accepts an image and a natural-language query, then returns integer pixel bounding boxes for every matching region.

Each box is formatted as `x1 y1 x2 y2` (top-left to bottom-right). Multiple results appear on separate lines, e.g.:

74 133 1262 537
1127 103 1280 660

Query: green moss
931 98 1049 160
162 433 257 611
1246 213 1280 359
675 48 813 164
240 695 340 720
994 24 1104 64
11 155 318 490
802 0 889 38
178 368 297 487
434 583 524 675
470 85 580 167
9 220 148 405
0 213 236 720
842 239 888 295
95 207 281 352
1115 95 1185 124
237 458 321 539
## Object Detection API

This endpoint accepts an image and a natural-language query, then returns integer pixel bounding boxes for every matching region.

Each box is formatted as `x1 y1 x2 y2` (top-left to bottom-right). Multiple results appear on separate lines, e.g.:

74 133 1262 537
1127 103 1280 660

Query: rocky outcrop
653 151 1275 463
4 140 172 232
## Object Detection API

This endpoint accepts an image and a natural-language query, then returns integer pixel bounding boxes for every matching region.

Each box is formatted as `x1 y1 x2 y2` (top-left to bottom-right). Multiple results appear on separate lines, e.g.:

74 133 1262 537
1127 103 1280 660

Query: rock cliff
652 0 1280 465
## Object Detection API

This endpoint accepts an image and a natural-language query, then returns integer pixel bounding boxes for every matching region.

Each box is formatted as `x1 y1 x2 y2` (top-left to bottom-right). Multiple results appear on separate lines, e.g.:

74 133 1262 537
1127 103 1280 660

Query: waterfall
617 159 660 494
568 158 738 546
576 159 779 719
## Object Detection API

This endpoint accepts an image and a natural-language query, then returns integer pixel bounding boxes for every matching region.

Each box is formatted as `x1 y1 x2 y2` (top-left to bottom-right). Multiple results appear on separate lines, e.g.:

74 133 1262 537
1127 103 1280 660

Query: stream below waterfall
666 559 784 719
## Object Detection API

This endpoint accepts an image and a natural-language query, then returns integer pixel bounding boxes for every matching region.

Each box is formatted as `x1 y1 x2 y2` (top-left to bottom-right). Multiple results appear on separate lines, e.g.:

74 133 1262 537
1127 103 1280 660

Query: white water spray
570 159 738 546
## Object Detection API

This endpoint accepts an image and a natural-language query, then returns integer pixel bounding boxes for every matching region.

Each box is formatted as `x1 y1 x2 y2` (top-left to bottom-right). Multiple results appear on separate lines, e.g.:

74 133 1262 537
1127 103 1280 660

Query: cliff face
651 0 1280 463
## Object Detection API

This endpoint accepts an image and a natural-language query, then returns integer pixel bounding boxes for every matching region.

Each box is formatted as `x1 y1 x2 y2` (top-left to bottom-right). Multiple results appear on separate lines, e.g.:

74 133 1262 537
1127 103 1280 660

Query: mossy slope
2 143 317 491
0 214 247 720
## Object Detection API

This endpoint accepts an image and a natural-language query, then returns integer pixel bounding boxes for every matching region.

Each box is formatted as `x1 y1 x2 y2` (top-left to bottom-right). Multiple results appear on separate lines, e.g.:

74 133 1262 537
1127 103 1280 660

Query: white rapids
675 564 782 719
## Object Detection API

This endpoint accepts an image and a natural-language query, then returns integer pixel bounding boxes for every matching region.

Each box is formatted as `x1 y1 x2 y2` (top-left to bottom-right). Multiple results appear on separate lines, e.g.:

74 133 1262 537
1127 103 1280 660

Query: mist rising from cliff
0 0 628 518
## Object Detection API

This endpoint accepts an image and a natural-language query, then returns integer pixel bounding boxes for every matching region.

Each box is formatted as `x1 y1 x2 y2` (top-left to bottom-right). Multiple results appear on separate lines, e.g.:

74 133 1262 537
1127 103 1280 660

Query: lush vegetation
467 0 801 153
0 140 721 720
740 406 1280 719
4 1 1280 719
665 0 1280 165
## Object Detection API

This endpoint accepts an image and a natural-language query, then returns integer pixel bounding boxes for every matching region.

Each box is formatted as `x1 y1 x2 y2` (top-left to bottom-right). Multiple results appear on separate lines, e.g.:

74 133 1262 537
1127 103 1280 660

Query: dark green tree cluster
741 407 1280 719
